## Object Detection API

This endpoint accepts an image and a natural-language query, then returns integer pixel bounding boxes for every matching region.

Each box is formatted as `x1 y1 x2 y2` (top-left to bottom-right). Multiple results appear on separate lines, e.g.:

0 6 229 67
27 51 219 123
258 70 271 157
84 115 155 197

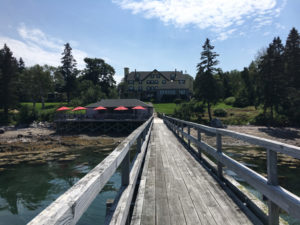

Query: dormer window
162 80 166 84
170 74 175 80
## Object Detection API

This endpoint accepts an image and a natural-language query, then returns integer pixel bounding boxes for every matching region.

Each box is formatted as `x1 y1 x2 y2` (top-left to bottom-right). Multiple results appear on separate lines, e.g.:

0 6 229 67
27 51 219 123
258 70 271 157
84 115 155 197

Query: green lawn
152 103 177 115
21 102 67 110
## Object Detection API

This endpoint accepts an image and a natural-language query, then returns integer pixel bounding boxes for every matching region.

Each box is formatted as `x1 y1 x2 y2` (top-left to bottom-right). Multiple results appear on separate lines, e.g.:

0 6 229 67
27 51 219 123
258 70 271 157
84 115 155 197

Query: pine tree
60 43 77 103
0 44 18 122
194 38 220 121
258 37 285 119
285 27 300 88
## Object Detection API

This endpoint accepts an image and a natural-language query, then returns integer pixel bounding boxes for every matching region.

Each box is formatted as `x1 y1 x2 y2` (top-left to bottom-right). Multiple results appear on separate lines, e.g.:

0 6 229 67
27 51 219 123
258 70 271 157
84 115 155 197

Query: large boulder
210 118 224 128
0 128 5 134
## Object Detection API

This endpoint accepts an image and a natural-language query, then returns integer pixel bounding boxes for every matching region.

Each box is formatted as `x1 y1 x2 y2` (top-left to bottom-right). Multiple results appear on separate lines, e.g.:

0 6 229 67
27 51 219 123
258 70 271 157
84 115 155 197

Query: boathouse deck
131 118 252 225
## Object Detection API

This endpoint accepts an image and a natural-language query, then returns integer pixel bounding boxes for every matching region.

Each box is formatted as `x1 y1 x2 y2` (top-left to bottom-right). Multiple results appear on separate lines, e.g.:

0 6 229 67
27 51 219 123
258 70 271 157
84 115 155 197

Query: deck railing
160 114 300 225
28 116 153 225
54 113 151 121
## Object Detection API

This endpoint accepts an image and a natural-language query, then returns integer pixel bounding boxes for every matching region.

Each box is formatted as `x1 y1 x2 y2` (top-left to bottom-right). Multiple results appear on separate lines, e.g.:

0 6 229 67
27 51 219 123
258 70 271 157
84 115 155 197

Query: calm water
0 146 123 225
222 145 300 224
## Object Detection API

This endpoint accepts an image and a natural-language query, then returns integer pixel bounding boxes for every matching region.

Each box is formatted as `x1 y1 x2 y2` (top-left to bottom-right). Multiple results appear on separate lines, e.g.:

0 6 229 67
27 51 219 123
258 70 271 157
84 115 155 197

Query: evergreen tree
0 44 18 122
60 43 77 103
194 38 220 121
258 37 285 119
284 27 300 88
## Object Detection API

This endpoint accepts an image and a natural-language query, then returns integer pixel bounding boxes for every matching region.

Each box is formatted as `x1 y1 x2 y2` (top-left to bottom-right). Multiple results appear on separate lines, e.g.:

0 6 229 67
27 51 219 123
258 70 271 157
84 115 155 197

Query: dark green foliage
224 97 235 105
194 38 220 121
0 44 19 123
174 98 182 105
213 108 227 117
60 43 77 103
17 105 38 125
257 37 285 119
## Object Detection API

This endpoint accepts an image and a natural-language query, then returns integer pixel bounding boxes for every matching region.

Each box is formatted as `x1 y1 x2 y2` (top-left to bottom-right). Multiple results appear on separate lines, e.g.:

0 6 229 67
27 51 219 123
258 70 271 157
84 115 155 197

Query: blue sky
0 0 299 83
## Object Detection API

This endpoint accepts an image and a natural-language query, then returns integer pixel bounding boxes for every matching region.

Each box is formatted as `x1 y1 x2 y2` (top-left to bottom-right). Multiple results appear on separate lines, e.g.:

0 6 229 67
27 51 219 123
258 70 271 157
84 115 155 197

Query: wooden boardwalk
131 118 252 225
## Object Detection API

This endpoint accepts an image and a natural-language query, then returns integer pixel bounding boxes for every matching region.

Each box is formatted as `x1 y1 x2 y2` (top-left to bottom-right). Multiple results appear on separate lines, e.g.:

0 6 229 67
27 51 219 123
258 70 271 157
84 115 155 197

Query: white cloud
0 24 88 68
113 0 286 40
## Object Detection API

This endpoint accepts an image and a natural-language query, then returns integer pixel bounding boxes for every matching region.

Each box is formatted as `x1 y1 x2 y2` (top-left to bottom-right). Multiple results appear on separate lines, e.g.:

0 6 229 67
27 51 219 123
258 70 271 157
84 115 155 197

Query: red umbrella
132 106 146 110
72 106 87 111
56 106 71 111
94 106 107 110
114 106 128 111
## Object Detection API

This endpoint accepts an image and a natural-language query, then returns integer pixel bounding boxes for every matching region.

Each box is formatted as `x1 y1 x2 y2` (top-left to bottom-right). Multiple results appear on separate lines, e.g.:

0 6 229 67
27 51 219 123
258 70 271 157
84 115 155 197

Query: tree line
0 43 117 123
194 27 300 125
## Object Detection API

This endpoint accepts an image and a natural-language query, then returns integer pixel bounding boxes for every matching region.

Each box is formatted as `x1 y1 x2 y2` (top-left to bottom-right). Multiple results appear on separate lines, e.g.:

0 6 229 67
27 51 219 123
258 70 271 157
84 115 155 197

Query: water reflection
0 146 121 225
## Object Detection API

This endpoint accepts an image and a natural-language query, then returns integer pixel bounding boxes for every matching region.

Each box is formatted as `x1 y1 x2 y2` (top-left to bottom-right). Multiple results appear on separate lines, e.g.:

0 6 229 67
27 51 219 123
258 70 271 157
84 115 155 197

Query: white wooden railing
28 116 153 225
161 114 300 225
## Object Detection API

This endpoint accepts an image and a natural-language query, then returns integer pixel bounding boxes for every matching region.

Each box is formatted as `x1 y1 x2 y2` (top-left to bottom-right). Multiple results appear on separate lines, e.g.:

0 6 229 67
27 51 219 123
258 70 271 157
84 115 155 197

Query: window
128 80 134 84
139 81 142 84
129 86 133 90
155 80 158 84
151 74 154 78
138 86 142 91
155 86 158 89
156 74 160 78
162 80 166 84
146 80 150 84
147 86 150 90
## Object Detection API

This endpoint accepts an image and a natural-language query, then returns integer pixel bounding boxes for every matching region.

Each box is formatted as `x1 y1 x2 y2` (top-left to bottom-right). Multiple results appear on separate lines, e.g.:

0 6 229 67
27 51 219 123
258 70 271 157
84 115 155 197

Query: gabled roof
126 69 191 81
86 99 152 108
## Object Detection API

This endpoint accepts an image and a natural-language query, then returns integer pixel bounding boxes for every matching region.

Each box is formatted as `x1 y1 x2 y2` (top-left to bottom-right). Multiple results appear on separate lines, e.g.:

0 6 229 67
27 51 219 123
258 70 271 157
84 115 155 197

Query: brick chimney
124 67 129 81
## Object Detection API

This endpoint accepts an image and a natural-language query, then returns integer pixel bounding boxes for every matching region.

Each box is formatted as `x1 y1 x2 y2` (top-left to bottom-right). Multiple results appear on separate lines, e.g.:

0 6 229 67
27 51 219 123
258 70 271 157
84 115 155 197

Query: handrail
28 116 153 225
161 114 300 225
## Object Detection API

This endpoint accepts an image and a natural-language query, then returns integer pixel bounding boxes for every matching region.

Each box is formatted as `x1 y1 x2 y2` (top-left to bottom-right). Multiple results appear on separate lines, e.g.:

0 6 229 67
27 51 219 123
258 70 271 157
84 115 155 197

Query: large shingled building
123 68 193 101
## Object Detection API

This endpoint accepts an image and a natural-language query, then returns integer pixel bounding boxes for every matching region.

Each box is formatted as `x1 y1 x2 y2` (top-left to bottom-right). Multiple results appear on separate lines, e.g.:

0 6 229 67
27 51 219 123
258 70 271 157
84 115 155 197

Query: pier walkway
29 115 300 225
131 118 251 225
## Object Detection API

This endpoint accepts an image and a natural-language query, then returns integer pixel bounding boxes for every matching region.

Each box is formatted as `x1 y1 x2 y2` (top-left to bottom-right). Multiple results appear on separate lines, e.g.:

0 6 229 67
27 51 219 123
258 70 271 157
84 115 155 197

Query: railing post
121 151 130 186
137 134 142 153
216 133 223 179
267 149 279 225
181 122 184 139
197 128 202 160
188 126 191 148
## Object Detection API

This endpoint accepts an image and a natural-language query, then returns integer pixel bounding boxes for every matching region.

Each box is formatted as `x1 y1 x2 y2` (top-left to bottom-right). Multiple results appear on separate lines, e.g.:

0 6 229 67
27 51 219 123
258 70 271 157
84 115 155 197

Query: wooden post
106 199 114 216
216 133 223 179
267 149 279 225
188 126 191 148
122 151 130 186
137 135 142 153
197 129 202 159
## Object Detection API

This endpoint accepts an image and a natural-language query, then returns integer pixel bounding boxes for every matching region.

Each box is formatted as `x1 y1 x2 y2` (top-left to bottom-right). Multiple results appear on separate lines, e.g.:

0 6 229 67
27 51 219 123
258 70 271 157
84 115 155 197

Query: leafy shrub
193 102 205 114
38 109 55 122
17 105 38 125
174 98 182 105
213 108 227 117
250 113 289 126
224 97 236 105
234 90 250 107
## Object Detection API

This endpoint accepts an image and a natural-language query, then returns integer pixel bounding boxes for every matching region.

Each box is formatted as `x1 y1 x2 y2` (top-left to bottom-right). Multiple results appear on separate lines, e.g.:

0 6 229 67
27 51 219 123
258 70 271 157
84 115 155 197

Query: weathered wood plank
108 122 153 225
164 116 300 221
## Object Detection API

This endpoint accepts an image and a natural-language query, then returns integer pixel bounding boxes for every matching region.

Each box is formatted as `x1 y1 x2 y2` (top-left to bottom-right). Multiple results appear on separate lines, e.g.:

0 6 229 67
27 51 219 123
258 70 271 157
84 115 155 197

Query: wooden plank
29 117 153 225
157 124 187 225
155 134 171 225
131 128 152 225
140 136 156 225
109 121 153 225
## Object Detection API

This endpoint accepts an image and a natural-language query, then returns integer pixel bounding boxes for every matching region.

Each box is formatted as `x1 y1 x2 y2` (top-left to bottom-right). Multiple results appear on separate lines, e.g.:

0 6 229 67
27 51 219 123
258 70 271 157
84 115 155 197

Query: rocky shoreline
0 123 124 171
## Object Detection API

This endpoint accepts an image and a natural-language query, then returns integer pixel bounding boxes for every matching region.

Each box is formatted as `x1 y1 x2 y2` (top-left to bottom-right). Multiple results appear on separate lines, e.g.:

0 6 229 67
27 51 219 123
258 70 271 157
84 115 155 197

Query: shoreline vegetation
0 124 124 171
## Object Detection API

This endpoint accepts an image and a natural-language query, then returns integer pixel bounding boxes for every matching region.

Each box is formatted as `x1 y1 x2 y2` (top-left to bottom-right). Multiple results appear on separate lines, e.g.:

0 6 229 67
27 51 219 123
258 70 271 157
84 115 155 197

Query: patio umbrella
94 106 107 110
56 106 71 111
72 106 87 111
114 106 128 111
132 106 146 110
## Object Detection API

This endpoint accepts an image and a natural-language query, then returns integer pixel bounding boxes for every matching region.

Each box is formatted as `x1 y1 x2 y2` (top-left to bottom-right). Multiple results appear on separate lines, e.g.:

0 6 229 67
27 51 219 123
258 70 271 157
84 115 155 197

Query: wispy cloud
113 0 287 40
0 24 88 68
